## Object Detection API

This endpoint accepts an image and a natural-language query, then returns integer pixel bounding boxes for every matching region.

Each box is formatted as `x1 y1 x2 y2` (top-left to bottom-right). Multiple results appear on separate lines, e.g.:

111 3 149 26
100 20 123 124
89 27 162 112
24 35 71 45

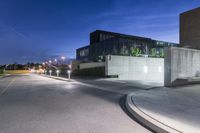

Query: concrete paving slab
126 85 200 133
0 74 151 133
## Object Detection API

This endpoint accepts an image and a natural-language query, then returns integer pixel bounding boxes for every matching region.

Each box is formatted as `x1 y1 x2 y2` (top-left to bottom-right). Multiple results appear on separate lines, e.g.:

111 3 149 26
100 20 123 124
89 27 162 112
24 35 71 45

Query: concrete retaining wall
105 55 164 81
80 62 105 69
164 47 200 86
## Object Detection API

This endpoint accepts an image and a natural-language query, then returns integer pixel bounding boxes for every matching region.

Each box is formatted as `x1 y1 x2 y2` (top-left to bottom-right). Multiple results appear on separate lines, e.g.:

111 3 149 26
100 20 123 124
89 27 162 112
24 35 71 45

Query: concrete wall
80 62 105 69
164 47 200 86
105 55 164 81
180 7 200 49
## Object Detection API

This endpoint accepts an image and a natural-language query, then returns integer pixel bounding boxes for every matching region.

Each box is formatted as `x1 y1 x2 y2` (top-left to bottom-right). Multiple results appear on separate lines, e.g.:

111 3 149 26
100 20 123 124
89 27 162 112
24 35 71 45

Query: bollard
67 70 71 79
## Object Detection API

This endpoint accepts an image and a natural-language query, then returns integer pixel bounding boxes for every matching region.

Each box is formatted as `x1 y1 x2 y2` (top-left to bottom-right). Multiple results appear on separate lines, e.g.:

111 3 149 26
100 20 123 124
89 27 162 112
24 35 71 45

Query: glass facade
76 46 90 61
77 30 178 61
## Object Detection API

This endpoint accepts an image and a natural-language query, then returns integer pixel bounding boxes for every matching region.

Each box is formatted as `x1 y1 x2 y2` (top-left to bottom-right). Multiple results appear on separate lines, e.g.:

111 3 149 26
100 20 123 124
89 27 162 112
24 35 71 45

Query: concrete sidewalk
41 74 163 95
126 85 200 133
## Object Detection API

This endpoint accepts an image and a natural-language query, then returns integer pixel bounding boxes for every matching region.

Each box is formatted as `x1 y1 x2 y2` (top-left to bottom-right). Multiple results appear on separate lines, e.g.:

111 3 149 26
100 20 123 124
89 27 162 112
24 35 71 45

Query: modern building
180 7 200 49
76 30 178 61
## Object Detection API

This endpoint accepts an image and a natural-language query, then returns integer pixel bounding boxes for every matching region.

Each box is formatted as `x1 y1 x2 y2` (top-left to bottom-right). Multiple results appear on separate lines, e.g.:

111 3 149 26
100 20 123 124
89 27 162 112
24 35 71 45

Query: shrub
120 46 129 56
0 69 4 74
150 48 157 57
130 47 141 57
160 49 165 58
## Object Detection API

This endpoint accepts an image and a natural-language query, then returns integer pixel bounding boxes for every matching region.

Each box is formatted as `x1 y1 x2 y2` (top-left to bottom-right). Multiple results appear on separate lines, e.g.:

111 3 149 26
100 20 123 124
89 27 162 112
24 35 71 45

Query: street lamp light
56 70 60 77
61 56 66 60
68 64 72 69
67 70 71 79
49 60 52 64
61 56 66 64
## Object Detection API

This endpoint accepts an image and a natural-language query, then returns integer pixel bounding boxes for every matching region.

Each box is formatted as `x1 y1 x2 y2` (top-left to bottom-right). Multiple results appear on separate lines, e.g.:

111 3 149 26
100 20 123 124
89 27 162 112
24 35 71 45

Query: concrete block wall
105 55 164 81
164 47 200 86
80 62 105 69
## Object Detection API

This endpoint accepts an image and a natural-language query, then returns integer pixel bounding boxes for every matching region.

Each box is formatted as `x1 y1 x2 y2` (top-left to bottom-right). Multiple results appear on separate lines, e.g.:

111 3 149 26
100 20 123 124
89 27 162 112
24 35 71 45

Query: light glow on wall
144 66 148 73
158 66 162 73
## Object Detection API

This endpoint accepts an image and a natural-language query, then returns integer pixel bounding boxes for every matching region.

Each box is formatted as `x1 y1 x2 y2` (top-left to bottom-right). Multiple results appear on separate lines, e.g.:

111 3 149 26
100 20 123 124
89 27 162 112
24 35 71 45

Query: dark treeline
0 62 42 70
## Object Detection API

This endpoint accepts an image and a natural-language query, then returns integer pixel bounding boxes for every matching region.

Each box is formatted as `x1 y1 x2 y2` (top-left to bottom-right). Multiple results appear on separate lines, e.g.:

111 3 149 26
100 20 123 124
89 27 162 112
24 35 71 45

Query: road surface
0 74 151 133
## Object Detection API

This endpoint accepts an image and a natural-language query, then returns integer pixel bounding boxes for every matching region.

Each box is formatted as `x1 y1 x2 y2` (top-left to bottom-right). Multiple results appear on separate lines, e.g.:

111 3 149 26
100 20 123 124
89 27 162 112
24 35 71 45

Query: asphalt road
0 74 151 133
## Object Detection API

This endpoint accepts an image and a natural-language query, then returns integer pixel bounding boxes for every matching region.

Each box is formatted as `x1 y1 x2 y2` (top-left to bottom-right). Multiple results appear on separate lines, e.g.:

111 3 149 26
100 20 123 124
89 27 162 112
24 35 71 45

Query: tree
160 49 164 58
120 46 129 56
150 48 157 57
0 69 4 74
130 47 141 57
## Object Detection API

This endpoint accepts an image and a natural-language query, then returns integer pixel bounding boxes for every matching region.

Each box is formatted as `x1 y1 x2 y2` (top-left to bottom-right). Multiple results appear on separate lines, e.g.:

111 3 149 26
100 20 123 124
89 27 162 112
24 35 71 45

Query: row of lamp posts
44 69 71 79
43 56 71 79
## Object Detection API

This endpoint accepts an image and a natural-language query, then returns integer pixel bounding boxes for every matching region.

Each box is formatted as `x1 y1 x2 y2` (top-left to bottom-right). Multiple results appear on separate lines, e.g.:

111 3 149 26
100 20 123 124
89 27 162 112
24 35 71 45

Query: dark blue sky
0 0 200 64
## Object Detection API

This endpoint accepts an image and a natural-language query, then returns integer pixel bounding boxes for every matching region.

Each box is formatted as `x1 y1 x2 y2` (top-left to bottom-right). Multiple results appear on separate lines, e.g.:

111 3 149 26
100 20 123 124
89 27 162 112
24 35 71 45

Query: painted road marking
0 77 16 95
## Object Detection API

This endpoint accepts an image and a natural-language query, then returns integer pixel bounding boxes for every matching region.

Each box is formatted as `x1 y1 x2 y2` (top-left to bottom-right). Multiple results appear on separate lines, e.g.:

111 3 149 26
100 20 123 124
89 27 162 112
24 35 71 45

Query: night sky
0 0 199 64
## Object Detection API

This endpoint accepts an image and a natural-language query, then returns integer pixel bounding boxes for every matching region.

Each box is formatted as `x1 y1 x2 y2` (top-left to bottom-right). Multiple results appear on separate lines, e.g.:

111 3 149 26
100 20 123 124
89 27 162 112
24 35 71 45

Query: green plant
130 47 141 57
0 69 4 74
160 49 164 58
120 46 129 55
150 48 157 57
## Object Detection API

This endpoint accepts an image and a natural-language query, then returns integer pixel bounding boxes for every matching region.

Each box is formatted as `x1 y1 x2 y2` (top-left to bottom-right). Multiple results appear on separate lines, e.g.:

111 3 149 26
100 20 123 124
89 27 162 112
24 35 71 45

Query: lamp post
49 70 52 76
56 70 60 77
67 70 71 79
61 56 66 64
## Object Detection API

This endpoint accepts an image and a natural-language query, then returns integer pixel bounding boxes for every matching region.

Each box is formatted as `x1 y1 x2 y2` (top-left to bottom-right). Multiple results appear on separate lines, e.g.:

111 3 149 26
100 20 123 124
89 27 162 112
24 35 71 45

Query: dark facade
180 7 200 49
77 30 178 61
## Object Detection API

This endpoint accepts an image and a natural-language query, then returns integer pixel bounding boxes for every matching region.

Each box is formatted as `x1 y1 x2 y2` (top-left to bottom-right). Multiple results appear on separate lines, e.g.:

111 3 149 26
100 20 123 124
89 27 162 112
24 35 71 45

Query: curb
125 93 182 133
40 74 75 82
0 74 11 79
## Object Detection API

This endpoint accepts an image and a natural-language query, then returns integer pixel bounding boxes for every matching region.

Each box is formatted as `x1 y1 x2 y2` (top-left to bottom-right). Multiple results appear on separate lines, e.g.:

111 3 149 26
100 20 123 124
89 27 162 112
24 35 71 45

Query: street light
49 70 52 76
67 70 71 79
61 56 66 64
68 64 72 69
61 56 66 60
56 70 60 77
49 60 52 64
54 59 57 62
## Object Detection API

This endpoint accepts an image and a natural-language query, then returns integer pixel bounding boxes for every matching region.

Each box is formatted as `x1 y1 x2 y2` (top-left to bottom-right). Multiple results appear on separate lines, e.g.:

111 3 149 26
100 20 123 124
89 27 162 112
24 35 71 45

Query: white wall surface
165 47 200 86
105 55 164 81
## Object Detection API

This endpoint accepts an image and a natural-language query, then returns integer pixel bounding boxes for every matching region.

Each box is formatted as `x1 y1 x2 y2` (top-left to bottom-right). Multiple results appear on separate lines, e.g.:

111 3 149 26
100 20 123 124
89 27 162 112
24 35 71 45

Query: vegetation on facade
120 46 129 55
0 69 4 75
159 49 165 58
130 47 142 57
119 46 164 58
149 48 165 58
